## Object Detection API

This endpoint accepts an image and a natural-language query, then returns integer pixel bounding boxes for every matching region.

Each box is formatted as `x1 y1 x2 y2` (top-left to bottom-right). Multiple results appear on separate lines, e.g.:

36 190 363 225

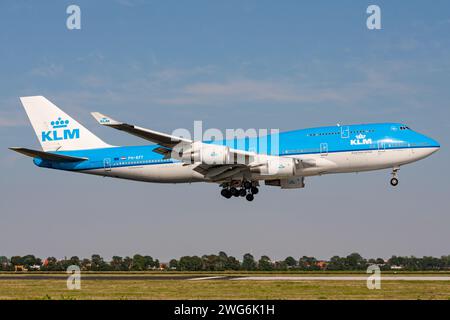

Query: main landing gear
221 181 259 201
390 167 400 187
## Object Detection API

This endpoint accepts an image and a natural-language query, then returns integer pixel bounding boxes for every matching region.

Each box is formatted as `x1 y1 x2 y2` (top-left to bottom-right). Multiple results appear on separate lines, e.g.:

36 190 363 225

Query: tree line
1 252 449 272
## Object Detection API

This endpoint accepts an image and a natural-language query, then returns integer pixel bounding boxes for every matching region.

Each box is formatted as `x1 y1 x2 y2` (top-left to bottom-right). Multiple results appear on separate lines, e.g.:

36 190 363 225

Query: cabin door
378 141 386 153
103 158 112 172
341 126 350 139
320 143 328 156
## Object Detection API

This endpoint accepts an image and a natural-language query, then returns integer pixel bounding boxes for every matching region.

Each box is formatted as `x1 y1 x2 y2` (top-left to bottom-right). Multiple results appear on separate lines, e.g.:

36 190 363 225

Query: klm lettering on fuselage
350 134 372 146
42 128 80 142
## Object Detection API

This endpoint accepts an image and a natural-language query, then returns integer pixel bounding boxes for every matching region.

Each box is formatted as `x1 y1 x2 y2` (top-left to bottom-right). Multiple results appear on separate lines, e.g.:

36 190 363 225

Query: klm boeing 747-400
10 96 440 201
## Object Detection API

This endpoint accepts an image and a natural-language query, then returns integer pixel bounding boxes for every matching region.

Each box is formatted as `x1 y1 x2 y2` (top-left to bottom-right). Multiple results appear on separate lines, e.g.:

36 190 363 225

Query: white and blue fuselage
34 123 439 183
11 96 440 200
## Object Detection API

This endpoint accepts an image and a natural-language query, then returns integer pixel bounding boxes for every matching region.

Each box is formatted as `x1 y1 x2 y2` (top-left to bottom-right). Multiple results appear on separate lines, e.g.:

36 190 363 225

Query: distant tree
111 256 126 271
326 256 345 271
242 253 257 271
123 256 133 270
178 257 188 271
69 256 81 266
421 256 442 270
131 254 145 271
43 257 60 271
387 255 401 267
58 258 71 270
217 251 229 270
143 255 155 270
10 256 23 266
91 254 108 271
22 255 38 268
258 256 273 271
169 259 178 270
367 257 388 270
225 256 241 271
274 260 288 271
81 258 92 271
298 256 319 270
202 255 222 271
284 256 297 268
441 255 450 269
345 253 367 270
2 253 450 272
179 256 202 271
0 256 9 271
35 258 42 267
389 256 421 271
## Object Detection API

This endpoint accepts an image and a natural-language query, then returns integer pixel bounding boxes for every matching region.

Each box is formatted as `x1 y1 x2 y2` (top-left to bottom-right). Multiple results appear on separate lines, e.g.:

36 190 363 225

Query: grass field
0 273 449 300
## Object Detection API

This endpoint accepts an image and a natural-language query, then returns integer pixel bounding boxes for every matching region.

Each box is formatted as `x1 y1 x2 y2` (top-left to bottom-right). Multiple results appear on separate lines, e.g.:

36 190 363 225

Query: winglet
91 112 122 126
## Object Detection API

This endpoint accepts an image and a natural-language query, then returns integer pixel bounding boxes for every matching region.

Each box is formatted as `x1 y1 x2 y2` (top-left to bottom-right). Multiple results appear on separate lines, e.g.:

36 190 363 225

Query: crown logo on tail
51 117 69 129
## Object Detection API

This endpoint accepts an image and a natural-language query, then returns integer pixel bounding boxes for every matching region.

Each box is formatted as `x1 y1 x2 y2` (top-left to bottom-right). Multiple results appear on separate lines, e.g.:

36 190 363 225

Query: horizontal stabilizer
9 147 88 162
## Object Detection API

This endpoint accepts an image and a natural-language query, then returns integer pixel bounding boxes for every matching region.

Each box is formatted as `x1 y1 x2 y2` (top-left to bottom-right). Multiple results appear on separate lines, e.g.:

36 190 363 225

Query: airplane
10 96 440 201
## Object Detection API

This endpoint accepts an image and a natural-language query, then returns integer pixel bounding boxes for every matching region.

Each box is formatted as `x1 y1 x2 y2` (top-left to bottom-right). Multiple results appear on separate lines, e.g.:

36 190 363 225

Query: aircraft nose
422 134 440 154
428 136 440 149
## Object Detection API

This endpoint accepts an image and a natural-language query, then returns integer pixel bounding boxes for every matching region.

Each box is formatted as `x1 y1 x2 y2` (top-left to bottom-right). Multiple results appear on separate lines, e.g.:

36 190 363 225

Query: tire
246 194 254 201
239 188 247 197
221 189 231 199
243 181 252 189
250 186 259 195
390 178 399 186
230 187 239 197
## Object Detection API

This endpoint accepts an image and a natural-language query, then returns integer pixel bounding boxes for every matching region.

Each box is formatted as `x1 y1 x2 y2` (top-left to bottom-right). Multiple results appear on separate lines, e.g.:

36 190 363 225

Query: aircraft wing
90 112 315 182
193 163 249 181
91 112 192 148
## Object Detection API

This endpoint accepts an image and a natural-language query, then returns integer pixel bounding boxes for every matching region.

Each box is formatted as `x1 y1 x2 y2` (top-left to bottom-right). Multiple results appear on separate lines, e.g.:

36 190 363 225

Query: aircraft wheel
230 187 239 197
250 186 259 195
239 188 247 197
243 181 252 189
221 189 232 199
246 194 254 202
390 178 399 187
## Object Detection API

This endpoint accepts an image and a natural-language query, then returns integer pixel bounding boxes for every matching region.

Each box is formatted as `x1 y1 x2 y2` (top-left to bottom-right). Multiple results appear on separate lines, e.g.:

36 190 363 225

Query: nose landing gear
390 167 400 187
390 177 399 186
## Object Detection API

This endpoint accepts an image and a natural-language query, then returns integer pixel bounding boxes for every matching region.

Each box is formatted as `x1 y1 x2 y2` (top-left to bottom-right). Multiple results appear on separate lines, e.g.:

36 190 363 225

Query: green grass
0 273 449 300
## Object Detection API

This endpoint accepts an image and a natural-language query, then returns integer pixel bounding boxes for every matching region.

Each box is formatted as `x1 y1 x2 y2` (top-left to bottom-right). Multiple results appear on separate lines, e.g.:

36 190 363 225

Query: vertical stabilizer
19 96 111 151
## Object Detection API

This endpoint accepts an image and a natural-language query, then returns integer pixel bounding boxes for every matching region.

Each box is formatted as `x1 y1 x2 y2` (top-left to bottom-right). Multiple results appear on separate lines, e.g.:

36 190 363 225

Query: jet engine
177 142 232 165
254 157 297 176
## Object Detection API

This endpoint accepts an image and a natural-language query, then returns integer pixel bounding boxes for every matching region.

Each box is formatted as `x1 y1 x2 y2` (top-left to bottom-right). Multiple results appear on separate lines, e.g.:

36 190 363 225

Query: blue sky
0 0 449 261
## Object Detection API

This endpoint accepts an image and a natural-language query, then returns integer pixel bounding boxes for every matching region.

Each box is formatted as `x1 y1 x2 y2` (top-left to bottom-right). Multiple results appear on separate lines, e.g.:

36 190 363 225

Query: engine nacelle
178 142 232 165
200 144 231 165
256 157 297 177
265 177 305 189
